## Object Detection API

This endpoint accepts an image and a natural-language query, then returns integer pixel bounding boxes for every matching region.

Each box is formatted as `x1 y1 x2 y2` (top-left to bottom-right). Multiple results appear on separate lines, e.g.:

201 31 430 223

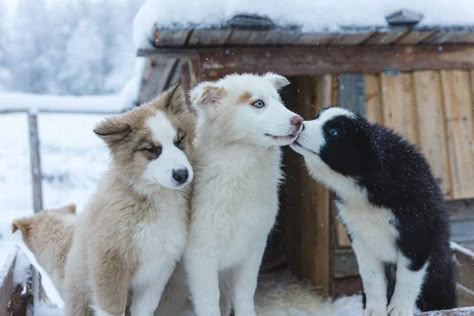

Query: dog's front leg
231 244 265 316
352 240 388 316
130 258 176 316
185 253 221 316
387 255 427 316
90 249 129 316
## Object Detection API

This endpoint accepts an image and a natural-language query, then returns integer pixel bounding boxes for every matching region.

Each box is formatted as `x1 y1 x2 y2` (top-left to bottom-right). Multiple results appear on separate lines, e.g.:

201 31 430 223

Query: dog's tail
416 245 457 311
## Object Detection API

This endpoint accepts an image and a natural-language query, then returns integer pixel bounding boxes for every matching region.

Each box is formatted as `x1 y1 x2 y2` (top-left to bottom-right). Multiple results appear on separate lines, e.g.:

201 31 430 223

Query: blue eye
252 100 265 108
329 128 338 136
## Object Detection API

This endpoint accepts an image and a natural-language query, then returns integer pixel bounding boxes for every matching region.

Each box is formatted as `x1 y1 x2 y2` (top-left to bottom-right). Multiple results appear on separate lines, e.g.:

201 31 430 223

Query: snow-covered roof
134 0 474 48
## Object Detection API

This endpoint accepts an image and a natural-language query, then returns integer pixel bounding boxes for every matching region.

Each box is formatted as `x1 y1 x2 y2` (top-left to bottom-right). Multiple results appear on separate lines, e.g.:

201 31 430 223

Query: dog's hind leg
387 255 428 316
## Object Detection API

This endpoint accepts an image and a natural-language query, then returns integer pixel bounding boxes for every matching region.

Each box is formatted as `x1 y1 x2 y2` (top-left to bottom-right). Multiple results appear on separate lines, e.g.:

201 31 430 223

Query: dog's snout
172 168 189 184
290 116 304 127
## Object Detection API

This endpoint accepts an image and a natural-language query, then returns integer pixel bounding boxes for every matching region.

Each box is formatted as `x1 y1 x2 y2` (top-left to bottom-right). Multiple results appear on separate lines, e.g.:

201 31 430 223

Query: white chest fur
337 200 399 263
131 195 187 288
190 146 282 269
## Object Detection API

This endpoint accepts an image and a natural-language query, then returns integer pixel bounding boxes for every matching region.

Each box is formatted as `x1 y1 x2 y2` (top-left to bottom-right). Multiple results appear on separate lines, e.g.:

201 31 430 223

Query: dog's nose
172 168 189 184
290 116 304 127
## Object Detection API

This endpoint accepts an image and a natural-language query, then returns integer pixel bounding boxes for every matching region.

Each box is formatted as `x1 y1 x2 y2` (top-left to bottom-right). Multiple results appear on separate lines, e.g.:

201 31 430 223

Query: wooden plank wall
364 70 474 200
283 75 334 296
336 70 474 275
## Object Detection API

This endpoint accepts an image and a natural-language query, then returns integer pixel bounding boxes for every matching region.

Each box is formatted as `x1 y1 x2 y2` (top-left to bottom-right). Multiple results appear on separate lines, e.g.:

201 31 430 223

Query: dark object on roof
386 9 423 26
227 14 275 30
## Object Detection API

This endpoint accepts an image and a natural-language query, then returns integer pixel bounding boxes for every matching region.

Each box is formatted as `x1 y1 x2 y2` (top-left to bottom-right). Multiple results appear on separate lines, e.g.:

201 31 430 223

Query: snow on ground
256 271 362 316
134 0 474 48
0 109 109 290
0 92 126 113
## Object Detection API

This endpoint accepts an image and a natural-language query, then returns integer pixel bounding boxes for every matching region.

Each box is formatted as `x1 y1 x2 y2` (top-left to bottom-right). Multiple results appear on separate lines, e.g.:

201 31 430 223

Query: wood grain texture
440 70 474 199
364 74 383 124
139 45 474 77
153 29 191 47
380 72 419 145
187 29 232 46
413 71 452 197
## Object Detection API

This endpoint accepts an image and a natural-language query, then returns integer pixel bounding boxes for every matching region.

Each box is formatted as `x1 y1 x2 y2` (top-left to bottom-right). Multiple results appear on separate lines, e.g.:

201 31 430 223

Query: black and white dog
290 107 456 316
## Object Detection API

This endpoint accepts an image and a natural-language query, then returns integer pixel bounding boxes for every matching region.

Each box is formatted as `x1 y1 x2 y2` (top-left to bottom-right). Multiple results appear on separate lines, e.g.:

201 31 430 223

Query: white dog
184 73 303 316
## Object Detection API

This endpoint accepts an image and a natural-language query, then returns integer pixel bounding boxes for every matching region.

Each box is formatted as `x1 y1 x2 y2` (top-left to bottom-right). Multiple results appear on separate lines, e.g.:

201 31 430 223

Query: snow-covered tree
0 0 143 95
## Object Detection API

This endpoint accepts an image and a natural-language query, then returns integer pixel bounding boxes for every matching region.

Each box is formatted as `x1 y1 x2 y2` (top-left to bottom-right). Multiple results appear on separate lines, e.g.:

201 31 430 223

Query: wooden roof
136 17 474 98
141 24 474 51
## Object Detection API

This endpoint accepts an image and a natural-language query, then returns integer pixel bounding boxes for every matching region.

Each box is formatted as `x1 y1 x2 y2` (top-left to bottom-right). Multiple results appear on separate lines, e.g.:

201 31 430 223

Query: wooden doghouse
136 15 474 304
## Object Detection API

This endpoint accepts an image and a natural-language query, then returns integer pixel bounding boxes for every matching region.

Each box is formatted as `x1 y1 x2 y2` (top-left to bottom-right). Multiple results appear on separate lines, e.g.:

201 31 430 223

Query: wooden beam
28 113 43 213
417 307 474 315
138 57 178 104
188 29 232 46
329 32 374 45
152 29 191 47
0 248 17 315
138 45 474 78
365 30 408 45
395 31 436 44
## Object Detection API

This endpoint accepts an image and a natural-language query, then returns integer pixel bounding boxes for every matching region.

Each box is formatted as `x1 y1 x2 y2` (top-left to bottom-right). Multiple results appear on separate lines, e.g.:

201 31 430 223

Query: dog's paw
363 308 387 316
387 304 414 316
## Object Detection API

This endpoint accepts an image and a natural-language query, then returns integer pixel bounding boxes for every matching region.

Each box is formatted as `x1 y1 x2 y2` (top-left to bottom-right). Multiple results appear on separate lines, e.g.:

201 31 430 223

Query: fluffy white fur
184 73 302 316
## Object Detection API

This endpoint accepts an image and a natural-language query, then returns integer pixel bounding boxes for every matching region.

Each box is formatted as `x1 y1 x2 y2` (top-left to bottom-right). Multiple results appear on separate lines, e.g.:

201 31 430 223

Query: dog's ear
65 203 77 214
94 117 131 144
264 72 290 90
190 81 226 106
164 83 186 114
57 203 76 214
12 217 33 235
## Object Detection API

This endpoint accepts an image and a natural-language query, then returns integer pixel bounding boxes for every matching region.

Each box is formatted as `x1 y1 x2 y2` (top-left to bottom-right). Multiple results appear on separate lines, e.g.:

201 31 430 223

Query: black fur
316 111 456 311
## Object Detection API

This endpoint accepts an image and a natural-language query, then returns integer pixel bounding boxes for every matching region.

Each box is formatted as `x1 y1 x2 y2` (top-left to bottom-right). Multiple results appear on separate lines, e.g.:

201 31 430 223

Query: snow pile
256 271 362 316
133 0 474 48
0 92 126 114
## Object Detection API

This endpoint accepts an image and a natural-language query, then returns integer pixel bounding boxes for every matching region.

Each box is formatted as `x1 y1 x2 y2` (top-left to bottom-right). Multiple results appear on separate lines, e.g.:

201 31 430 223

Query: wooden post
27 112 43 314
28 112 43 213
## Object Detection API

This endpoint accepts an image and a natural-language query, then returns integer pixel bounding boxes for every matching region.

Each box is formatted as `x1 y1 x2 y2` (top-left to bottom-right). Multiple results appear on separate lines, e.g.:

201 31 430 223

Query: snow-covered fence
0 93 124 213
0 93 124 314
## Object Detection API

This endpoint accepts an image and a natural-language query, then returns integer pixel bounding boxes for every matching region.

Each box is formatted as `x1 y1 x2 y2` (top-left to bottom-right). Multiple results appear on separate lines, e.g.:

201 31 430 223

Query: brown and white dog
12 203 77 295
63 84 196 316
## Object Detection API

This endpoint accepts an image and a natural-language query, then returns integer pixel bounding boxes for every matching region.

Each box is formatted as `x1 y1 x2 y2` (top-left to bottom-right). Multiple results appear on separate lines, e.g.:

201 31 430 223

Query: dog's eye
175 135 185 149
328 128 338 136
252 100 265 108
143 146 162 155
